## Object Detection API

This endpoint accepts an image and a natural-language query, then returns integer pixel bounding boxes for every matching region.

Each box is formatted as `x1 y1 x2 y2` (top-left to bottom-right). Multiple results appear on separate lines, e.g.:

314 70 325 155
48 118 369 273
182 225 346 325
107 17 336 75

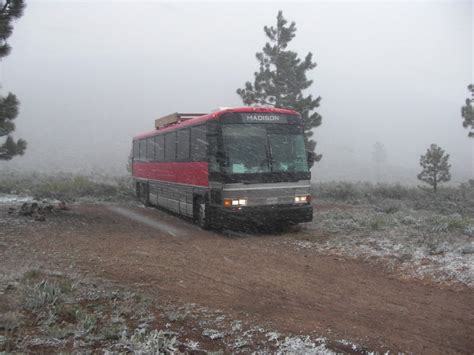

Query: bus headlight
295 195 311 204
224 198 247 207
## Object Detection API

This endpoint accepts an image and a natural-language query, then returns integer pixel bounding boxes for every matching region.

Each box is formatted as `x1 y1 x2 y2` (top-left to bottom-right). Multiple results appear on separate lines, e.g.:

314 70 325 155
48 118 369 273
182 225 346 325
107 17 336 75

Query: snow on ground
292 203 474 287
1 267 363 353
0 194 33 205
276 336 335 354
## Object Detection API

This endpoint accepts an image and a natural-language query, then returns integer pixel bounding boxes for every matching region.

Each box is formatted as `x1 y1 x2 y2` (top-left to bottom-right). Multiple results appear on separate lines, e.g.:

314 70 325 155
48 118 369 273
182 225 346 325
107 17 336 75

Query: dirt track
1 203 473 353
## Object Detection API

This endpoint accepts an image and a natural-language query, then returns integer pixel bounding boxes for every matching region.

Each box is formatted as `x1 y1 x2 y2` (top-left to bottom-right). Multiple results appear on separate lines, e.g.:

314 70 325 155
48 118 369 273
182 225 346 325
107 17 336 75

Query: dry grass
0 172 134 202
312 181 474 216
0 270 340 353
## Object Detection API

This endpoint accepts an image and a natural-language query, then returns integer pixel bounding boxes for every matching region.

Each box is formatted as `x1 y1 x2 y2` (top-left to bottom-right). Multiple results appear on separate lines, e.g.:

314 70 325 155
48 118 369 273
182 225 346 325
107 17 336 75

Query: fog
1 0 473 184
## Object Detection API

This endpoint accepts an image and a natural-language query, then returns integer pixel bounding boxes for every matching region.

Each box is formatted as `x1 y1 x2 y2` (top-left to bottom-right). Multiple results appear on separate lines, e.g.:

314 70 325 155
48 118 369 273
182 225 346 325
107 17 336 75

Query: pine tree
461 84 474 138
0 0 26 161
417 144 451 193
237 11 322 164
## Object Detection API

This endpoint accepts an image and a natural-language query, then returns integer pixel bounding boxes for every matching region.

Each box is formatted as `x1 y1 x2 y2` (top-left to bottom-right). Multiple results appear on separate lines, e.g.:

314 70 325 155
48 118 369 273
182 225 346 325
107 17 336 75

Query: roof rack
155 112 207 129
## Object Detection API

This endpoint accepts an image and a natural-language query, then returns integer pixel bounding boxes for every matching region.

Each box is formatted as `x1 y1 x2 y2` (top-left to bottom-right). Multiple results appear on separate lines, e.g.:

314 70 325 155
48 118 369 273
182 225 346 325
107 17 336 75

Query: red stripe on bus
133 162 209 187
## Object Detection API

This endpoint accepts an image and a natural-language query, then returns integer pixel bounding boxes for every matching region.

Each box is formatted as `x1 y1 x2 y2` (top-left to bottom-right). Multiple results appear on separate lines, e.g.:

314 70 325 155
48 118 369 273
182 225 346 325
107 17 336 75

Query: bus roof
133 106 300 140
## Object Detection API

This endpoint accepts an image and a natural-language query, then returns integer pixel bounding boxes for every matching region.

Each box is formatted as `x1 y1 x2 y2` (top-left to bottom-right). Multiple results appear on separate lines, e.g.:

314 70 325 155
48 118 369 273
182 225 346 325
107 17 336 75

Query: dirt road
1 203 473 353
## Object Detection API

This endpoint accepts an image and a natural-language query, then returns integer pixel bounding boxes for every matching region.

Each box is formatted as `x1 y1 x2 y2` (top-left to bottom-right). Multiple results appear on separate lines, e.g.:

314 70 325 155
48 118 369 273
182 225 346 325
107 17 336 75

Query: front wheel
137 182 150 206
195 199 212 230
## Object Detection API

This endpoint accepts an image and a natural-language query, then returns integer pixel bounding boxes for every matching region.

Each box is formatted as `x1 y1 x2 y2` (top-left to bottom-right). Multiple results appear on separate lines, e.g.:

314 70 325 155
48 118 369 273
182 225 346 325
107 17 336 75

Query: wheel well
193 194 206 218
193 192 207 204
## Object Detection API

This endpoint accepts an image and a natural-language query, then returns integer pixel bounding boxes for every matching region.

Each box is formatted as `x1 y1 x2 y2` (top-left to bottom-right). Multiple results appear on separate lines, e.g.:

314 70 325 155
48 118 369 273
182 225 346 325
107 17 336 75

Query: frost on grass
127 328 177 354
0 193 33 205
277 336 335 355
298 204 474 286
202 328 225 340
1 270 361 353
0 271 163 353
0 172 134 202
23 279 62 310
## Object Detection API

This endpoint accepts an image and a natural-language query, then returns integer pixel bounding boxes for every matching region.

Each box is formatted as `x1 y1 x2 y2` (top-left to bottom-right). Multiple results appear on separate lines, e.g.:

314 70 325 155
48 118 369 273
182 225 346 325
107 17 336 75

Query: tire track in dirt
108 206 183 237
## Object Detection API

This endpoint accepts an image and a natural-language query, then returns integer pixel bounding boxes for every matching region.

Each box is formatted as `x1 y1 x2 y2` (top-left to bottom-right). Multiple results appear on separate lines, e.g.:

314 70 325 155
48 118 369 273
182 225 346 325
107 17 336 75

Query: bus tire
137 182 150 207
136 183 140 199
194 197 211 230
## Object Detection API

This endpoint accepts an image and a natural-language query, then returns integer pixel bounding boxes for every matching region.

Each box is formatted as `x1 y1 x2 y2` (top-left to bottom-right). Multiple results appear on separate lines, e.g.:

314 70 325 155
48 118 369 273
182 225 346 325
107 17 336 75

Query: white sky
1 0 473 183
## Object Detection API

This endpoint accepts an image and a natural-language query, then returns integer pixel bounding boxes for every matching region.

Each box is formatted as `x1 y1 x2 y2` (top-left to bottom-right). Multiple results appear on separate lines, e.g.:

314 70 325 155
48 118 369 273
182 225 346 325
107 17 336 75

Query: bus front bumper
209 203 313 226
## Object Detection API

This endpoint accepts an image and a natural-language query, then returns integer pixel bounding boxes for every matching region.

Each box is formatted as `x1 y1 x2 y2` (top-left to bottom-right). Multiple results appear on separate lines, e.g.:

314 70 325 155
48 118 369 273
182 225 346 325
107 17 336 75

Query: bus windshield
222 124 309 174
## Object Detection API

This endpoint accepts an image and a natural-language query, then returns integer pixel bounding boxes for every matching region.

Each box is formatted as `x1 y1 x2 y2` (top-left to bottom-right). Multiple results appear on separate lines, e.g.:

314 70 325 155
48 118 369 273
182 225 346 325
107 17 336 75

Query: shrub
75 310 97 336
376 199 404 214
369 216 386 231
24 280 62 310
400 215 418 225
312 182 362 201
446 217 470 231
129 328 177 354
372 183 412 200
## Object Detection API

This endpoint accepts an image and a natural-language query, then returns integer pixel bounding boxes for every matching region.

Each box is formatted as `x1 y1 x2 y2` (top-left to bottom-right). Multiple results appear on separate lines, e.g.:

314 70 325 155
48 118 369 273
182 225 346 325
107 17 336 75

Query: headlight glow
224 198 248 207
295 195 310 203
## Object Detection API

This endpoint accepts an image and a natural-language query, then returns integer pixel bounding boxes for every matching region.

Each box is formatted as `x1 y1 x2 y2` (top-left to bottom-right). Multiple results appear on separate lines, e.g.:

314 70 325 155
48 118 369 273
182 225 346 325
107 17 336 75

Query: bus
132 107 313 229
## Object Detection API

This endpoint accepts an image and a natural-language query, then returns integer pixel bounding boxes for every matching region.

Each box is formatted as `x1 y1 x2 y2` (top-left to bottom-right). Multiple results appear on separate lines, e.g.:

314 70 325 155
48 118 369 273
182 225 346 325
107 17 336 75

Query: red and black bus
132 107 313 229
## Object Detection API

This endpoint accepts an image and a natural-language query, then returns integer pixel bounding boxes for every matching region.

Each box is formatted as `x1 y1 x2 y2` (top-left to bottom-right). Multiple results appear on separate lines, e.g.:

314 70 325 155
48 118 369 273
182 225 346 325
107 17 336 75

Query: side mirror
307 151 316 164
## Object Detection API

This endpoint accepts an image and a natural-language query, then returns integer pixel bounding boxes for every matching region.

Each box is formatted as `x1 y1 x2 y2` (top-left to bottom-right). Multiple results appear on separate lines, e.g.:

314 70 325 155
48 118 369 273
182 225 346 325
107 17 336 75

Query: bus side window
177 129 190 161
139 140 146 161
190 125 207 161
165 132 177 161
155 135 164 162
146 137 154 161
133 141 139 160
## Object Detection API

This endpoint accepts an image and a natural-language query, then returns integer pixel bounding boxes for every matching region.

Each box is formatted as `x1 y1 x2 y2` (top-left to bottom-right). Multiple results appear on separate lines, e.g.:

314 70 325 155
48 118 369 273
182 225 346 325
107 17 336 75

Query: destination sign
241 113 288 124
219 112 301 125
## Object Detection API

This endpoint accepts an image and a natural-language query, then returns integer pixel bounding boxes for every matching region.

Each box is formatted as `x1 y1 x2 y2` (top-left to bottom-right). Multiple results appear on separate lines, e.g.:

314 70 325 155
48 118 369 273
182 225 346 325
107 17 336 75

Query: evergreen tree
237 11 322 163
417 144 451 193
461 84 474 137
0 0 26 161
